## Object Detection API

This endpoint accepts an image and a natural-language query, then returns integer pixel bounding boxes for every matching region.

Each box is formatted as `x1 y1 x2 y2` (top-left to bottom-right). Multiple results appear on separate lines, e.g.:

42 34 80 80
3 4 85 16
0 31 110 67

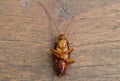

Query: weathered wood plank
0 0 120 81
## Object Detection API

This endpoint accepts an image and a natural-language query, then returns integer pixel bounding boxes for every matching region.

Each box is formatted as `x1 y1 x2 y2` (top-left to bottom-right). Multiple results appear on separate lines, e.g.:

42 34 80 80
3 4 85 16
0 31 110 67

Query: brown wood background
0 0 120 81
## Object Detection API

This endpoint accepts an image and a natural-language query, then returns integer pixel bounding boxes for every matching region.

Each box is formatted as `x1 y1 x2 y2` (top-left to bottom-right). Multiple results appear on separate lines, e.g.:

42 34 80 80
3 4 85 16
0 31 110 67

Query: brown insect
38 1 75 76
51 34 75 76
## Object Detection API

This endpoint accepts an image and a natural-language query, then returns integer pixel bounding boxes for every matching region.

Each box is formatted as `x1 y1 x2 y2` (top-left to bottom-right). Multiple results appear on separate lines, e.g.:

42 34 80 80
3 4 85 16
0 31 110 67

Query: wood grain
0 0 120 81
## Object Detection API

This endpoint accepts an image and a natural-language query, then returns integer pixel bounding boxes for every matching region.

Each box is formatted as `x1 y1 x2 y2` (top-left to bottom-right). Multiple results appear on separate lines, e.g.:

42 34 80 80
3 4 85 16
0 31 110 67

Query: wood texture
0 0 120 81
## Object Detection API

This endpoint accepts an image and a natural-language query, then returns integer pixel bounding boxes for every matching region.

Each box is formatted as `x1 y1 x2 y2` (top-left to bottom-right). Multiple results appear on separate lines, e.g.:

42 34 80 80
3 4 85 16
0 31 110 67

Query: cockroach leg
69 49 74 53
65 58 75 64
66 48 74 54
51 48 59 54
51 48 60 58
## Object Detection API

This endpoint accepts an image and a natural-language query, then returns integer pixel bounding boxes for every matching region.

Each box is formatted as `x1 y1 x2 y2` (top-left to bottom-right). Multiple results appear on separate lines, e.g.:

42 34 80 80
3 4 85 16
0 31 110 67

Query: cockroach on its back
51 34 75 76
37 1 75 76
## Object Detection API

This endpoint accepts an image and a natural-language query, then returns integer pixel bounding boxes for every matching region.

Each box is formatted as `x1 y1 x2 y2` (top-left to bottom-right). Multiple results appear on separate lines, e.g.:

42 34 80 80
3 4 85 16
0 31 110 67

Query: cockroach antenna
64 16 74 35
37 1 60 35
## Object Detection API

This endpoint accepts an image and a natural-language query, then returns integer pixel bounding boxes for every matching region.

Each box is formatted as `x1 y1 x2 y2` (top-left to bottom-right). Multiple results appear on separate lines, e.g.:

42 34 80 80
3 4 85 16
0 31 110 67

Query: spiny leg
65 58 75 64
68 48 74 54
51 48 60 58
64 48 74 54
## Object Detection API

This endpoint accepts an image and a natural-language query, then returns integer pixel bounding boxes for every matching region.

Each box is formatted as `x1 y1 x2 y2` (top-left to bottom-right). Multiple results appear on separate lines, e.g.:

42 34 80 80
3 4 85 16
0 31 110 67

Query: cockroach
38 1 75 76
51 34 75 76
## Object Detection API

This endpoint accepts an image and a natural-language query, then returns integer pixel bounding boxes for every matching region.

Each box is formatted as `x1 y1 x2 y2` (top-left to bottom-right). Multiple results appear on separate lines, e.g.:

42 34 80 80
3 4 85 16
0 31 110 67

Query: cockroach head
58 34 67 40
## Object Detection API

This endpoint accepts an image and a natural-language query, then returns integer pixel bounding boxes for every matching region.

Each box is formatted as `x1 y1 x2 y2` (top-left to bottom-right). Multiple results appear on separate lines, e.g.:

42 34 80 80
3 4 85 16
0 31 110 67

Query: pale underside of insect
51 34 75 76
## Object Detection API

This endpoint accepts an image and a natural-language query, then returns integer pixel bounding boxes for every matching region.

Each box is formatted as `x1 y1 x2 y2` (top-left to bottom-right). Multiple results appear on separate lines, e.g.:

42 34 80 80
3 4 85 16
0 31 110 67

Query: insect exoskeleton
51 34 75 76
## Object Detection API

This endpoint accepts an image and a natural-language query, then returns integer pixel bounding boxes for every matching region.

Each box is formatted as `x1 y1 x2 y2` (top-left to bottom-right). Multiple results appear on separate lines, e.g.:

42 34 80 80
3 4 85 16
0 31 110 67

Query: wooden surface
0 0 120 81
